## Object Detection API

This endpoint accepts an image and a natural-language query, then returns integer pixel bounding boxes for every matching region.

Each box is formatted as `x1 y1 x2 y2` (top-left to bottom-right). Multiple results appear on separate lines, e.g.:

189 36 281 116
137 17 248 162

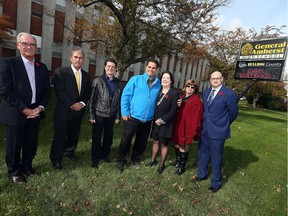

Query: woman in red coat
172 80 203 175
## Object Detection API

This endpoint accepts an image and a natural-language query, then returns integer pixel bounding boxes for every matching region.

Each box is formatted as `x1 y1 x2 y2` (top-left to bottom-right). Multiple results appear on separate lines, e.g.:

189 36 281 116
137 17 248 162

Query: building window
32 11 43 18
56 0 65 7
89 53 96 64
139 62 144 75
52 42 62 57
56 0 65 11
2 40 16 49
32 0 43 4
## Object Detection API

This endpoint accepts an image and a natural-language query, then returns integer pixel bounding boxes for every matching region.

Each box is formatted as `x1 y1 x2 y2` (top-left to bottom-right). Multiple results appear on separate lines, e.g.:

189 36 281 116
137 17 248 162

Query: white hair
16 32 37 44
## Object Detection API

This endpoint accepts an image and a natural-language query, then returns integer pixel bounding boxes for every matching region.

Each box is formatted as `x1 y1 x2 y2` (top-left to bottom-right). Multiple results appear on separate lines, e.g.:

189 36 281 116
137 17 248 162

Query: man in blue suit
192 71 238 192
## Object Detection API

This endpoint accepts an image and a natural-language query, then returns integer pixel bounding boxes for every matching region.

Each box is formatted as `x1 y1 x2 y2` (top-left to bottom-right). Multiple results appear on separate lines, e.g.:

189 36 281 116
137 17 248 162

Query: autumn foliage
0 14 13 43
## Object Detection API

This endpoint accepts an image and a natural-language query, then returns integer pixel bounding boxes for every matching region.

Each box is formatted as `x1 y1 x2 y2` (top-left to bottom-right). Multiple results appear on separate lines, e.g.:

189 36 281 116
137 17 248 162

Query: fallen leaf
116 204 121 208
72 207 78 213
178 186 184 192
190 175 196 181
221 207 231 214
192 199 199 204
84 201 89 207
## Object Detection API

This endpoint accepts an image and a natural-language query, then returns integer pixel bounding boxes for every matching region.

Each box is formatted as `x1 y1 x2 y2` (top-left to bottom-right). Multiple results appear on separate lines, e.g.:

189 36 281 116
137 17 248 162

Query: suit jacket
201 85 238 139
151 88 179 139
88 75 122 119
0 56 50 126
53 66 91 120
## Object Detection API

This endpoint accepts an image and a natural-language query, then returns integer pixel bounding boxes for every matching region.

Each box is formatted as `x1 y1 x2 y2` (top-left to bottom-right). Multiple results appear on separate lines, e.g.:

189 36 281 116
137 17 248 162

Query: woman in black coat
146 71 180 174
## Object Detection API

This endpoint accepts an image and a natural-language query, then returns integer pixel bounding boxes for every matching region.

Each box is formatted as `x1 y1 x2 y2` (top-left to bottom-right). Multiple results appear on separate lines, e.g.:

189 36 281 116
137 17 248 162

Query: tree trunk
252 93 259 108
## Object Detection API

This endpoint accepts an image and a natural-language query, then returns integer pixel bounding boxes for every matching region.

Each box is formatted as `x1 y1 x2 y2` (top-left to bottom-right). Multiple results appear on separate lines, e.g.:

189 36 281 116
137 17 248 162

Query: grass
0 92 287 215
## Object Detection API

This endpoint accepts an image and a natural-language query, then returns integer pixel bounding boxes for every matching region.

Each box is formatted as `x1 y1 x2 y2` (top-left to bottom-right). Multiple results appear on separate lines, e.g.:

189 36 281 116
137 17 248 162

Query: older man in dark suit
49 48 91 170
0 32 50 183
192 71 238 193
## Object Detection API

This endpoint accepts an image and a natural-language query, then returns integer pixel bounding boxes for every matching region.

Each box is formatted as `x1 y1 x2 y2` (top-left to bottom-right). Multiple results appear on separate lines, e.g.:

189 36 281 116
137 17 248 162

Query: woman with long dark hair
146 71 179 174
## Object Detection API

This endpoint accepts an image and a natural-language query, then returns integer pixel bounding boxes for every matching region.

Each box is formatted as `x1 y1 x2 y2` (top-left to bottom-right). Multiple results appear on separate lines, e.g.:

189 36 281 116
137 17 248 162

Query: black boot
174 148 181 168
175 152 188 175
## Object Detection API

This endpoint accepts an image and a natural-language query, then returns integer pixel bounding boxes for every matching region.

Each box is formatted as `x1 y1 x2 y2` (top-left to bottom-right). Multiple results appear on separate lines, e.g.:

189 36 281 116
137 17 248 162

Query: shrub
246 94 287 111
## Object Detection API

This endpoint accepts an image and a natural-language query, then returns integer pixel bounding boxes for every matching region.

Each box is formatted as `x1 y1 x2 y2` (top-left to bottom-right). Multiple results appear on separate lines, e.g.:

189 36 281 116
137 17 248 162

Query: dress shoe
92 163 99 169
66 154 76 160
132 160 140 165
53 163 63 170
191 176 208 183
23 169 39 177
116 162 124 172
146 160 157 167
209 186 220 193
157 164 165 174
101 158 110 163
9 174 27 183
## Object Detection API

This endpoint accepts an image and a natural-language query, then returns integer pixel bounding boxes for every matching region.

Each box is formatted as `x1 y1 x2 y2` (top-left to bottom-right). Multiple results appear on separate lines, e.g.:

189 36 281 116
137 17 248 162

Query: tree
0 0 14 56
69 0 230 77
0 15 13 43
0 0 13 56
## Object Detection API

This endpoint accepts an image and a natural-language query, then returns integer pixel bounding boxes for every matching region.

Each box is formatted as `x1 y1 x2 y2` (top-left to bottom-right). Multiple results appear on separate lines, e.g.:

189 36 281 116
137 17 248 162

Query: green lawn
0 94 287 215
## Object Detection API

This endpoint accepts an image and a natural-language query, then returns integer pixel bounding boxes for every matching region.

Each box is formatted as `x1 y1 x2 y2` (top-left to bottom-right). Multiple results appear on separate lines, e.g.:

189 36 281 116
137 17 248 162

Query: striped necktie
75 70 80 94
207 89 215 105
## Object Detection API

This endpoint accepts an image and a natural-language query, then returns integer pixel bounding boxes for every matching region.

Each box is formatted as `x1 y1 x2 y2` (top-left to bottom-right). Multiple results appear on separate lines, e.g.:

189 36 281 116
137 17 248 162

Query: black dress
150 88 180 143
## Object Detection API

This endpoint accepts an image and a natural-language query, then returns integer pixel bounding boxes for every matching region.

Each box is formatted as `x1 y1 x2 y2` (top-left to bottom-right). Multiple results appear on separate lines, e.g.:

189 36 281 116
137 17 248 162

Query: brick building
0 0 210 91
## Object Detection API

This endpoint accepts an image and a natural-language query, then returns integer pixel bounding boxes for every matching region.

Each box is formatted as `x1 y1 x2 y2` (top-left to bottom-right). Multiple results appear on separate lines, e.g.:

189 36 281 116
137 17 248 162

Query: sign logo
241 43 253 55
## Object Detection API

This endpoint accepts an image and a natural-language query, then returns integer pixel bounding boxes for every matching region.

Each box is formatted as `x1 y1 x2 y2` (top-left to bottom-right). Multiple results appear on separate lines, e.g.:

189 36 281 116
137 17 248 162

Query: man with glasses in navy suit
192 71 238 193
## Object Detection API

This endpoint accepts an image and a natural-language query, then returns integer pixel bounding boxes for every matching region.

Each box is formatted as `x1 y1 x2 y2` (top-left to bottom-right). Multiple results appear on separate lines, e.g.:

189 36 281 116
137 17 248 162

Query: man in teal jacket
116 59 161 172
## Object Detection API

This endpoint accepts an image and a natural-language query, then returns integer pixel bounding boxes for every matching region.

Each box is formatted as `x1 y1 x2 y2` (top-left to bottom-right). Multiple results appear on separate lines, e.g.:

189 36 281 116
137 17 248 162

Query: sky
214 0 288 80
215 0 287 33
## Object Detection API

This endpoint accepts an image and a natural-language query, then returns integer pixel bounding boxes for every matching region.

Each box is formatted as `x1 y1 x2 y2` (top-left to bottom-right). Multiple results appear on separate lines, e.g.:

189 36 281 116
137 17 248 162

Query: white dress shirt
21 56 36 104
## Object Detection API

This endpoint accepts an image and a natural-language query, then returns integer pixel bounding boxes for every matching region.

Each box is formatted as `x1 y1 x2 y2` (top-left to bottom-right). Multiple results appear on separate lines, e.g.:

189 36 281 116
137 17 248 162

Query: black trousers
117 117 152 163
91 115 116 164
50 116 82 164
5 118 41 176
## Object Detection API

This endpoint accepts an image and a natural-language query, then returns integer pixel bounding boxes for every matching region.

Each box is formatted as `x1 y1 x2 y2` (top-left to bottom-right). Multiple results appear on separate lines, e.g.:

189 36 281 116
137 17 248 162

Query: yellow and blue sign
235 37 287 81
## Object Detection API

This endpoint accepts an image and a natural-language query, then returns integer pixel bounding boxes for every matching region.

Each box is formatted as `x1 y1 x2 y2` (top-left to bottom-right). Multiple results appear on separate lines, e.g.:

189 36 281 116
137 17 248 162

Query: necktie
207 89 215 105
75 70 81 94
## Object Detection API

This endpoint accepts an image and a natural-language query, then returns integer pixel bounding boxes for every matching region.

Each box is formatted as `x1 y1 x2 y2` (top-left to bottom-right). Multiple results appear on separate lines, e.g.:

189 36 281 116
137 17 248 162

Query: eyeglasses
186 85 195 89
18 42 37 47
210 77 222 81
